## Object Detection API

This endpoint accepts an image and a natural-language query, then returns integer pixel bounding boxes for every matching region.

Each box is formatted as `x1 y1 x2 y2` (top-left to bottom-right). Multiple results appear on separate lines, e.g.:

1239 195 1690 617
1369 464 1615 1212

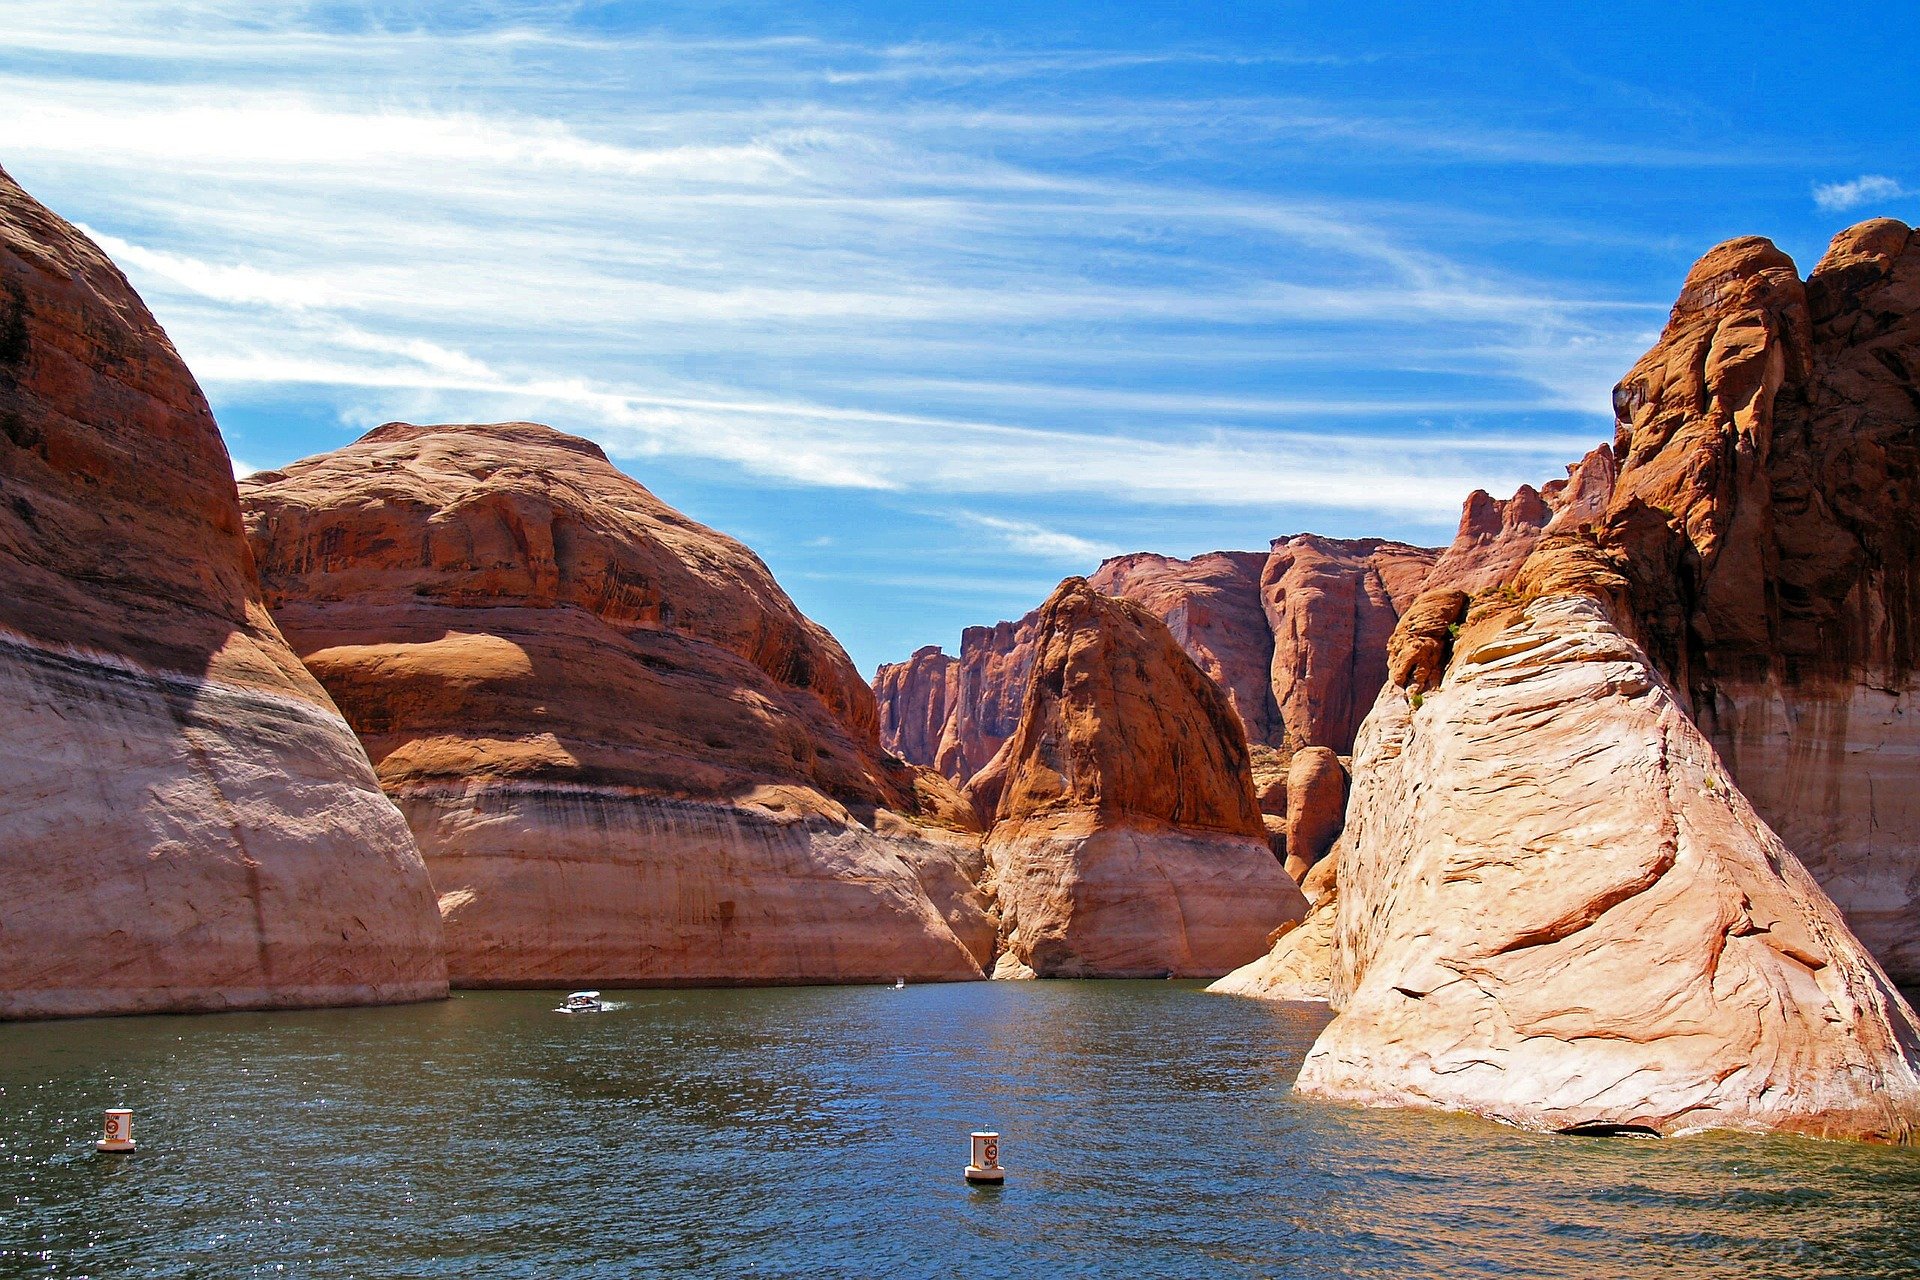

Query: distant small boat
893 978 906 989
554 990 607 1014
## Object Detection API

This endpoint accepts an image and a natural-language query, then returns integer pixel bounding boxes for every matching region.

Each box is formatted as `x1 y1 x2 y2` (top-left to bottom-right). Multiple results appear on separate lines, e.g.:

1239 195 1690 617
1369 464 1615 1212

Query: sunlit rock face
1296 581 1920 1141
242 421 992 987
982 578 1306 979
1586 223 1920 985
1270 222 1920 1139
1220 223 1920 1140
0 164 446 1019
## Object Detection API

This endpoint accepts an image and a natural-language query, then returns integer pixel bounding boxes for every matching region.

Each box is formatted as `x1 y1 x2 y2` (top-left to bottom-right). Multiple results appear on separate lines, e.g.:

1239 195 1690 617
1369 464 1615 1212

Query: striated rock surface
1294 582 1920 1140
1084 550 1280 745
243 421 991 987
0 165 446 1019
876 537 1436 781
983 578 1306 978
1231 222 1920 1140
1424 485 1550 595
873 645 956 769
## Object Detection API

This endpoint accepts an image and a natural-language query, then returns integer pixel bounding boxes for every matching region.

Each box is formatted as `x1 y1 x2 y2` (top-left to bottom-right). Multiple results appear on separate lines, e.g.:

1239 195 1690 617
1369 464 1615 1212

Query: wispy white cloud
950 512 1118 563
1813 174 1907 213
0 1 1656 539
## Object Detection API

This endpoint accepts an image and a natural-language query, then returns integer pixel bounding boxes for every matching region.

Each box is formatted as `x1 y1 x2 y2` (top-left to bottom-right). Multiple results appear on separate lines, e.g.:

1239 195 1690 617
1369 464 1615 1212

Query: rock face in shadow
982 578 1306 978
875 617 1039 789
242 421 991 987
1281 747 1347 881
1259 536 1436 754
1209 855 1338 1002
1295 582 1920 1140
875 537 1436 778
0 164 446 1019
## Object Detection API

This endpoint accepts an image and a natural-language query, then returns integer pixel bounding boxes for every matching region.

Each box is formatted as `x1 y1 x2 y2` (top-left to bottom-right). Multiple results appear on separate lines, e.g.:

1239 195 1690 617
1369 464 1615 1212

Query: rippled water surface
4 982 1920 1277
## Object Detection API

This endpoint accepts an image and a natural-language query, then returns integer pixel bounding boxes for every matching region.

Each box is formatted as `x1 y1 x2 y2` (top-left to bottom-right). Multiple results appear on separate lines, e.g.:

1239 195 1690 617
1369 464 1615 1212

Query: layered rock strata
0 165 446 1018
1599 224 1920 985
983 578 1306 978
242 422 991 987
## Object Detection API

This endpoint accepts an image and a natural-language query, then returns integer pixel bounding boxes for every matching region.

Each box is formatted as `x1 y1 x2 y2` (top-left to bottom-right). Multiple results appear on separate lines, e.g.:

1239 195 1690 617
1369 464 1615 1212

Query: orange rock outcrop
983 578 1306 978
0 165 446 1019
1599 224 1920 984
242 422 991 987
1280 747 1347 881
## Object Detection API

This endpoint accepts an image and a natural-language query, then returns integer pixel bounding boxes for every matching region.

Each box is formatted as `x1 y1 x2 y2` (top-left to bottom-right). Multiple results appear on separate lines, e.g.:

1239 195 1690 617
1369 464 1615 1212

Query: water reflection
2 983 1918 1278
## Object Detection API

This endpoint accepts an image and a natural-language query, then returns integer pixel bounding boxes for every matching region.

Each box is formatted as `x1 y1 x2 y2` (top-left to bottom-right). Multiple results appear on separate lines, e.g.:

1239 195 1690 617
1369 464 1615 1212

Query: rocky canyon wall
0 165 446 1019
983 578 1307 978
1221 220 1920 1141
242 422 993 987
876 538 1437 790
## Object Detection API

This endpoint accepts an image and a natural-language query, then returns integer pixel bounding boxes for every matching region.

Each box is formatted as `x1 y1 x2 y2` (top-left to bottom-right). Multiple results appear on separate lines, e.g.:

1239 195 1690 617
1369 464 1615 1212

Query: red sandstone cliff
876 537 1436 783
242 422 991 987
983 578 1306 978
0 164 446 1019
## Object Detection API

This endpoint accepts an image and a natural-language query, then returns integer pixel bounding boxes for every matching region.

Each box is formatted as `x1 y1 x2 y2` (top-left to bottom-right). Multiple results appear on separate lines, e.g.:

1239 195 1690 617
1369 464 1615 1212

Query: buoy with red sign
96 1108 135 1153
965 1130 1004 1185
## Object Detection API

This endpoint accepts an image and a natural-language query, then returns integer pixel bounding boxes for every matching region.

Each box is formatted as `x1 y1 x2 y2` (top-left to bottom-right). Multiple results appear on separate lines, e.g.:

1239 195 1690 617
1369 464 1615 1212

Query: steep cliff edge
983 578 1306 978
242 421 991 987
1262 222 1920 1140
1295 574 1920 1140
0 165 445 1019
1600 223 1920 985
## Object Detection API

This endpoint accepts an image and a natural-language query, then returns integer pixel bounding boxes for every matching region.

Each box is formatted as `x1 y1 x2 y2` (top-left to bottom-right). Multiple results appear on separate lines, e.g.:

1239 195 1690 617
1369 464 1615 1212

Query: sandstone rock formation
982 578 1306 978
1260 536 1436 753
0 164 446 1019
1294 582 1920 1140
243 421 992 987
1244 222 1920 1140
1083 550 1279 745
1281 747 1347 881
1423 485 1550 594
1597 223 1920 986
876 537 1436 780
876 616 1038 787
1209 854 1338 1002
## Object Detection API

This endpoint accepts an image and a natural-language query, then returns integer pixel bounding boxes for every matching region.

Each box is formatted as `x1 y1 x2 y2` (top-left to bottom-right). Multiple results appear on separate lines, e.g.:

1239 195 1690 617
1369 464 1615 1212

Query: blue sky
3 2 1916 674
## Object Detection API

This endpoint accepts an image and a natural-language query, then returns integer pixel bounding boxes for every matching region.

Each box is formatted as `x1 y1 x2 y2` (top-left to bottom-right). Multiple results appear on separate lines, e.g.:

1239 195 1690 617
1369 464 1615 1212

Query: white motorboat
554 990 607 1014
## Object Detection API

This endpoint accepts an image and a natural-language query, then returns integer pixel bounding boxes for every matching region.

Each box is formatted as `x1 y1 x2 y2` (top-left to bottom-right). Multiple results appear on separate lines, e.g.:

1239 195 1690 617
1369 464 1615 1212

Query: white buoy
96 1108 135 1153
965 1130 1003 1185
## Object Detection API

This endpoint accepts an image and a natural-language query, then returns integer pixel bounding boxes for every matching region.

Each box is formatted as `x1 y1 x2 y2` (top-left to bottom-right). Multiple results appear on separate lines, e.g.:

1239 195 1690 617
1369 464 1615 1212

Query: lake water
4 981 1919 1278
